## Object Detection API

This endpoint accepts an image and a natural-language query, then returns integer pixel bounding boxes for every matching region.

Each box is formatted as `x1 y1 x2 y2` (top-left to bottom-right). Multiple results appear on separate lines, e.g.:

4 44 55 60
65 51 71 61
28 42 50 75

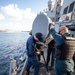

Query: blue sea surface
0 32 30 75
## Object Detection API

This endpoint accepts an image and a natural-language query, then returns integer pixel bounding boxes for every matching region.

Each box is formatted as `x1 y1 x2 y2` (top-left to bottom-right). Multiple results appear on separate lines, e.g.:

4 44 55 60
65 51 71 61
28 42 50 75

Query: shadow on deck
29 62 75 75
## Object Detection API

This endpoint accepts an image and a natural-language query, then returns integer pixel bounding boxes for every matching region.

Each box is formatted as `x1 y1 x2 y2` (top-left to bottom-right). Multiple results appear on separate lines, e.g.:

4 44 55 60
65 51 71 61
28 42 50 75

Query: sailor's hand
44 44 48 48
36 51 41 55
50 23 55 29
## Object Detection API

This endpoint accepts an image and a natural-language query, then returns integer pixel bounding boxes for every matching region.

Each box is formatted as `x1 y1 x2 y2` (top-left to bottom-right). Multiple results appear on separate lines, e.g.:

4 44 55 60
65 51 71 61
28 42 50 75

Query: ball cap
35 32 43 41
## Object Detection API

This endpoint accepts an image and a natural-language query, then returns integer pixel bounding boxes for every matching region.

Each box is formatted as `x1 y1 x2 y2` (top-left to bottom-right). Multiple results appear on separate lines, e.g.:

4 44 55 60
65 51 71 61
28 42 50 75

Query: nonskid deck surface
29 62 75 75
29 62 56 75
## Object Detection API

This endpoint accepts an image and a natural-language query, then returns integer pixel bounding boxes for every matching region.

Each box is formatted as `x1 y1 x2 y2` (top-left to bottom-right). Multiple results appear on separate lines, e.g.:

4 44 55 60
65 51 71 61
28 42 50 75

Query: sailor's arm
50 23 64 45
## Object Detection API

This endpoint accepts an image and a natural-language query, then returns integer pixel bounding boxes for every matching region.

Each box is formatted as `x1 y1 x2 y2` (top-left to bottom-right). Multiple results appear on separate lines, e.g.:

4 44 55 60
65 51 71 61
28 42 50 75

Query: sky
0 0 49 31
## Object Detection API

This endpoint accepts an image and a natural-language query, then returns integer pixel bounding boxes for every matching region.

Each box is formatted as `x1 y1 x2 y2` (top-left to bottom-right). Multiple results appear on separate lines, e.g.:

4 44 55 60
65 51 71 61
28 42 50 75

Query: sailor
65 16 69 20
46 39 55 70
25 32 43 75
29 30 32 35
29 30 42 62
49 23 75 75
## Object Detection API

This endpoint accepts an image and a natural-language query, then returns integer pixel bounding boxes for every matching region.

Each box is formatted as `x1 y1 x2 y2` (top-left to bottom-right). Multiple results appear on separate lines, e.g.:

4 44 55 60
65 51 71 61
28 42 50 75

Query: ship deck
29 63 56 75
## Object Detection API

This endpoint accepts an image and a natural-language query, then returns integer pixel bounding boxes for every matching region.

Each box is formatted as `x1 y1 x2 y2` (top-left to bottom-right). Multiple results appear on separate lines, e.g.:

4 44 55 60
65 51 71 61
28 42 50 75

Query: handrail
9 55 28 75
20 56 28 75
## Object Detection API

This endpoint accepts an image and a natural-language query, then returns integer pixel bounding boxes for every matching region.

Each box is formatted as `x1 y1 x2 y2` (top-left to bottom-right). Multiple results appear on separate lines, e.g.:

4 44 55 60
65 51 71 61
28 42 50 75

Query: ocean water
0 32 30 75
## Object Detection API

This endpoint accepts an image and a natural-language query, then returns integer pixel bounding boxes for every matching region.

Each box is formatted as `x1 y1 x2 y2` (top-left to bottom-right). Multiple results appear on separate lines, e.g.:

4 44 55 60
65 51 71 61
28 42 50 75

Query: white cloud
0 14 5 20
0 4 36 31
